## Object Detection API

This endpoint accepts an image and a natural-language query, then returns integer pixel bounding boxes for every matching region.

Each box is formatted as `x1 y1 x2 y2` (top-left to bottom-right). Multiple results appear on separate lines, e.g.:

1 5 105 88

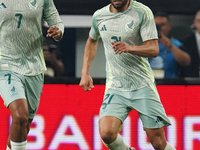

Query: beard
111 0 129 10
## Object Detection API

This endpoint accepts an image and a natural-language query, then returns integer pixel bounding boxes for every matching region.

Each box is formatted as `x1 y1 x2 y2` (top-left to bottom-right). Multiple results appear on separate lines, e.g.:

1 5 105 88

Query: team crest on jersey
0 2 6 8
29 0 38 9
9 86 18 96
125 21 134 32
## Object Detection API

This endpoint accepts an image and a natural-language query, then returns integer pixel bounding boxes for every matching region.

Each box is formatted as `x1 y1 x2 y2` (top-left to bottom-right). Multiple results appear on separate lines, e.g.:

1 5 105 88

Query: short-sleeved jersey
0 0 64 76
89 0 158 91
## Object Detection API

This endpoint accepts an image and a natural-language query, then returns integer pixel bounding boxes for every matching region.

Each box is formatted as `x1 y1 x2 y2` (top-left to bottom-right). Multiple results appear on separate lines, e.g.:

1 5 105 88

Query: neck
110 0 130 13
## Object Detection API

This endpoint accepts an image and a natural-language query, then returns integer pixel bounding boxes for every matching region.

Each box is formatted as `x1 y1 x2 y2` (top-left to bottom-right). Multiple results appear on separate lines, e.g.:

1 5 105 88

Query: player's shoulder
132 1 151 10
131 1 153 18
92 4 110 18
132 1 152 12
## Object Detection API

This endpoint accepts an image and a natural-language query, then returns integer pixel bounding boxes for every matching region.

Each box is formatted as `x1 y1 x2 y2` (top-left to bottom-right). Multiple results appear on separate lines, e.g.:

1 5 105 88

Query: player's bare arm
112 39 159 57
79 36 98 91
46 25 62 40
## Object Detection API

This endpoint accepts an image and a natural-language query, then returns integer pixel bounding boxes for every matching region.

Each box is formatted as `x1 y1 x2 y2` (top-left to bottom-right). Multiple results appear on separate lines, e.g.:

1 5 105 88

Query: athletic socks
6 146 11 150
10 140 27 150
103 134 129 150
8 138 174 150
164 142 176 150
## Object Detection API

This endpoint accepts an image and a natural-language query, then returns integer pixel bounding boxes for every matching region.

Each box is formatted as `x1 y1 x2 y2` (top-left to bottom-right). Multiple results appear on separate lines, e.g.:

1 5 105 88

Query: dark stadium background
54 0 200 15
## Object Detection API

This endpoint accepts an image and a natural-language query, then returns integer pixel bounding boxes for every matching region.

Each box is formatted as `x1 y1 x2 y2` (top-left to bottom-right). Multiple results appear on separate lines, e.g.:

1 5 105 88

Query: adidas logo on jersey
29 108 37 114
0 3 6 8
100 25 107 31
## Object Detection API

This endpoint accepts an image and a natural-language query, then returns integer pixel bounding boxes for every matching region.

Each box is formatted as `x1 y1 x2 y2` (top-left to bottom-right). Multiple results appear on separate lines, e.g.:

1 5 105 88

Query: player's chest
0 0 43 11
0 0 43 20
98 15 140 37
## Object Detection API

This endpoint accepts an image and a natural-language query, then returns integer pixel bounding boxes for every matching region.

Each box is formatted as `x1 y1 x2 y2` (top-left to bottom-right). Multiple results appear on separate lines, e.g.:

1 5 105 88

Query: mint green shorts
0 70 44 119
99 83 171 129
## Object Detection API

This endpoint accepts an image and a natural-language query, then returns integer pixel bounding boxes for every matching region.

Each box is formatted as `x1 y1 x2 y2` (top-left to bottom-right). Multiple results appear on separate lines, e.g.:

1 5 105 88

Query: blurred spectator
180 10 200 77
149 12 190 79
42 20 64 77
43 36 64 77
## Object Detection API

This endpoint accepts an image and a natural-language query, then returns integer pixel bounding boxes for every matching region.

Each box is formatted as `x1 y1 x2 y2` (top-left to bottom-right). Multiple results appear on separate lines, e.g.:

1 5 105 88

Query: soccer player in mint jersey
0 0 64 149
79 0 176 149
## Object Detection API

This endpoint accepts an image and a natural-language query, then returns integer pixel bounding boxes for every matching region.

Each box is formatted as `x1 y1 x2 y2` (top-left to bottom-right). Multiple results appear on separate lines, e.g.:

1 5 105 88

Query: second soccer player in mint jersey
80 0 176 149
0 0 64 149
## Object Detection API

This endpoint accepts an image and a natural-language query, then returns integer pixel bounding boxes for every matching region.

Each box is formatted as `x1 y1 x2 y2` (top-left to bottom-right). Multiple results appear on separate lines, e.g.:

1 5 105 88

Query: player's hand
46 25 62 40
111 41 129 54
79 75 94 91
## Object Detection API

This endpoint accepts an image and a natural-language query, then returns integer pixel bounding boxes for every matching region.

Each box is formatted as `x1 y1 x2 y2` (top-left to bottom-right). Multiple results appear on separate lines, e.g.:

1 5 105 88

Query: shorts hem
5 97 26 108
99 114 124 123
143 122 171 129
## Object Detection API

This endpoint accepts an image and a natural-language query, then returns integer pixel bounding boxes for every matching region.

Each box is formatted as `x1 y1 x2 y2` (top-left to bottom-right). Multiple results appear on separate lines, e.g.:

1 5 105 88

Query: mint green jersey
0 0 64 76
89 0 158 91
